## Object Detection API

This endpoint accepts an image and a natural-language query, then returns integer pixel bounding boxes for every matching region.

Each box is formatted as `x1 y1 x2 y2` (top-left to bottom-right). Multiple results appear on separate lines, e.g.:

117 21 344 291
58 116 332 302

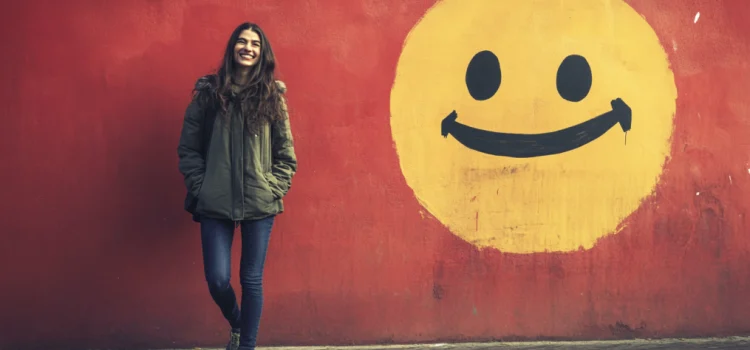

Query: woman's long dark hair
200 22 286 133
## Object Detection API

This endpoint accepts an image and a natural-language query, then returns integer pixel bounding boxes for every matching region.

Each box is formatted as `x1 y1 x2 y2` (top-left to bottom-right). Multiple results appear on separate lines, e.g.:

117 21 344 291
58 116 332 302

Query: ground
174 336 750 350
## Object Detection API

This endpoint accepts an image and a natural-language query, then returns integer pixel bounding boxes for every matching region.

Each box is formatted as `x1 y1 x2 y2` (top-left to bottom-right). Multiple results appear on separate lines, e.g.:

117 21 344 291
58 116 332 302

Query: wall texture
2 0 750 349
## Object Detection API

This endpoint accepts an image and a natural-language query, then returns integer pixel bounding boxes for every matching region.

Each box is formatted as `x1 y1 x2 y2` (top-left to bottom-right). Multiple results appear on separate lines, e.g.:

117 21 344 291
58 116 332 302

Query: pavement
170 336 750 350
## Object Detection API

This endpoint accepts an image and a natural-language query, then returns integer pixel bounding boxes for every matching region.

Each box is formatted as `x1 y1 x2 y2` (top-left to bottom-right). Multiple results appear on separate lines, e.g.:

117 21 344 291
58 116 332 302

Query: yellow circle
390 0 676 253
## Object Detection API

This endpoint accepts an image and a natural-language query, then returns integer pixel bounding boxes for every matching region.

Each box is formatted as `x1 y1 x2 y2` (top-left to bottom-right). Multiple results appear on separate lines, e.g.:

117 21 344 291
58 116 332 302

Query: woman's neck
234 68 251 85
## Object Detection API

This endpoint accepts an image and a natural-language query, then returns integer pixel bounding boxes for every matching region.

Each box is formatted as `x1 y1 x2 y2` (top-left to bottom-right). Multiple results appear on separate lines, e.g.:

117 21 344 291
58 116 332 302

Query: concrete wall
2 0 750 349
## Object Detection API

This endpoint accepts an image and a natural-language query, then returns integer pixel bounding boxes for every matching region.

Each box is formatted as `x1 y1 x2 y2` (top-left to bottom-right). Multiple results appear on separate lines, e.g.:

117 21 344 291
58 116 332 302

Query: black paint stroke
441 98 632 158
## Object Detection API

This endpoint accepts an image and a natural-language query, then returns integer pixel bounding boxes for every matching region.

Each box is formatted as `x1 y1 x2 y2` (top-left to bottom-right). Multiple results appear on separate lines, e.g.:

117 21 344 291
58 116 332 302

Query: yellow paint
390 0 676 253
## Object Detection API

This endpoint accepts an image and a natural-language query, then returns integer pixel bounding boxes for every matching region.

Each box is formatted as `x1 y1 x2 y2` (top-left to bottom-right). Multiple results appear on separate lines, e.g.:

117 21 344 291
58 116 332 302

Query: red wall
2 0 750 349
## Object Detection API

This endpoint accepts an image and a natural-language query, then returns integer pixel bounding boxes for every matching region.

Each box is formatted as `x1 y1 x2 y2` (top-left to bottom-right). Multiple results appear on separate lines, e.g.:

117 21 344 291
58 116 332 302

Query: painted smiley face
390 0 677 253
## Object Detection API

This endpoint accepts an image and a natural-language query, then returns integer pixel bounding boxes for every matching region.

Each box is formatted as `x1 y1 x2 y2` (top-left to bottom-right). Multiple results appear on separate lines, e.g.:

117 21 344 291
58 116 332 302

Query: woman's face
234 29 261 68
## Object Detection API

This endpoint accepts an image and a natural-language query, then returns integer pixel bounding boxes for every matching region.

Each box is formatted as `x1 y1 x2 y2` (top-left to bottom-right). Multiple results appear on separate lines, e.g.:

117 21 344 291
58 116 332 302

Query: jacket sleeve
268 95 298 199
177 95 206 200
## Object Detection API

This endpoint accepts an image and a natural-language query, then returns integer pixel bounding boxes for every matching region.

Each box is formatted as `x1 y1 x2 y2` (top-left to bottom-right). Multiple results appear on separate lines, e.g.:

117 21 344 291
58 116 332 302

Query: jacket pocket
184 175 205 214
195 180 206 212
263 172 283 199
247 180 277 216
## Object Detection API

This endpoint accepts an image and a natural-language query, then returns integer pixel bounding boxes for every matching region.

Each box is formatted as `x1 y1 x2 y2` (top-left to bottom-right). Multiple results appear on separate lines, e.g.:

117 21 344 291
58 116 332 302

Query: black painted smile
441 98 632 158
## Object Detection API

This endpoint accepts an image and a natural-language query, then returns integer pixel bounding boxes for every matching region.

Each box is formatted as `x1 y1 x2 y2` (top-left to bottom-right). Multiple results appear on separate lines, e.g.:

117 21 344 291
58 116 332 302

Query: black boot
225 328 240 350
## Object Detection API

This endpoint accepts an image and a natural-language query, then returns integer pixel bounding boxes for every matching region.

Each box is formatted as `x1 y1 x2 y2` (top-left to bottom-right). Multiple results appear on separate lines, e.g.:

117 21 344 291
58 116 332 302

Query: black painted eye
556 54 592 102
466 50 501 101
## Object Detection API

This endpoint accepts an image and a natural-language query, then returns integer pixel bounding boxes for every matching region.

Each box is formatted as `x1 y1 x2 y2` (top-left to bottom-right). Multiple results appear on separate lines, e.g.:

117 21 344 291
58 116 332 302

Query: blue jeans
200 215 274 350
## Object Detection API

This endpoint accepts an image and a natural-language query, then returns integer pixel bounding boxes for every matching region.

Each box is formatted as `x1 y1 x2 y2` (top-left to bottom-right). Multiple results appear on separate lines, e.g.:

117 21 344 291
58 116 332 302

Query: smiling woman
390 0 677 254
177 22 298 350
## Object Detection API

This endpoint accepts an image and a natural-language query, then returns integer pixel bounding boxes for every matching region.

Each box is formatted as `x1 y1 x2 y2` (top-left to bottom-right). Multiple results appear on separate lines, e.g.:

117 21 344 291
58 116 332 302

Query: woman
177 22 297 350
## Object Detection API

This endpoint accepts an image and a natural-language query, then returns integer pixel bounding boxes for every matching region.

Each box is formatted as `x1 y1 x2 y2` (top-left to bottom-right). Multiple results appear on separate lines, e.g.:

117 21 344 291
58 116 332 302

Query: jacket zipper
239 117 245 220
262 122 271 173
229 109 236 221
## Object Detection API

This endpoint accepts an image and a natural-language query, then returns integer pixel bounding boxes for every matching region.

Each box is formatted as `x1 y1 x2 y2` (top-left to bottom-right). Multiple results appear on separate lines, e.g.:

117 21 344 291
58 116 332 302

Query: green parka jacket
177 75 297 222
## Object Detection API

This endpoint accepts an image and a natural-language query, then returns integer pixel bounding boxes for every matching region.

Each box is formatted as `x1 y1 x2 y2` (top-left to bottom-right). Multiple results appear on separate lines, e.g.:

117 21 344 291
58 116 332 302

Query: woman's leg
237 215 275 349
200 217 242 330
